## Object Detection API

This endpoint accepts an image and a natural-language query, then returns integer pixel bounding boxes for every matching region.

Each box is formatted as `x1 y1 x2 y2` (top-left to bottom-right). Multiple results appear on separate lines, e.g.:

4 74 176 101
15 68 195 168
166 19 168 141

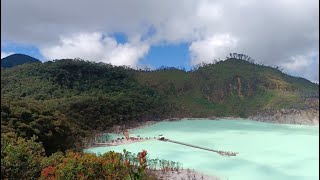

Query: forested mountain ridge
136 58 318 117
1 59 169 154
1 56 318 154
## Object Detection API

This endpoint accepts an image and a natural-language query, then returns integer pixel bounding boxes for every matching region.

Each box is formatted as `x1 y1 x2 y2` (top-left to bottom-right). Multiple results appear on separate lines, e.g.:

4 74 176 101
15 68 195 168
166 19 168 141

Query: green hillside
1 59 169 154
1 57 318 154
136 58 318 117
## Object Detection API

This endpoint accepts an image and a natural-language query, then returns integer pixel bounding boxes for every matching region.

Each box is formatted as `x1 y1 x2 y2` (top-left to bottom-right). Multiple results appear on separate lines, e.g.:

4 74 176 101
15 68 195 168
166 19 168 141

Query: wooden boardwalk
159 138 238 157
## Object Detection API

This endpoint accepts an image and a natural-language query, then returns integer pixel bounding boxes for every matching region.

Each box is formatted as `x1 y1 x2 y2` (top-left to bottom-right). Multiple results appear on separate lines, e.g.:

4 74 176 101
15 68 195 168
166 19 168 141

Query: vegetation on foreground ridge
2 132 182 179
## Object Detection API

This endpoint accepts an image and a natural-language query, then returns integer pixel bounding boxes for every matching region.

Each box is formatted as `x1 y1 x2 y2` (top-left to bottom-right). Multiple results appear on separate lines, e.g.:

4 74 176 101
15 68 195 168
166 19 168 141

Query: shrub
1 132 45 179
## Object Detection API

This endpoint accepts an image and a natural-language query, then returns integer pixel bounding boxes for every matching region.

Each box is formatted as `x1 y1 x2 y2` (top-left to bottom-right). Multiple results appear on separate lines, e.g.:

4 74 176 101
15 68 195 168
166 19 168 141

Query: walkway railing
159 138 238 157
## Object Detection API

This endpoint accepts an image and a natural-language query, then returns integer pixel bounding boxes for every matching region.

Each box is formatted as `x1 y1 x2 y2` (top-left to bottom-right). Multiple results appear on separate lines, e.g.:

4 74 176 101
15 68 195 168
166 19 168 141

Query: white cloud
107 43 149 66
1 51 13 58
281 52 319 83
196 1 222 21
41 32 149 66
1 0 319 81
189 34 238 65
281 55 311 72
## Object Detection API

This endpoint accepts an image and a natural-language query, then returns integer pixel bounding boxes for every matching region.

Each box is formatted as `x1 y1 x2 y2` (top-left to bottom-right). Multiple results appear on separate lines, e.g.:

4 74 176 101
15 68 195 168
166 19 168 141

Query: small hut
159 136 166 141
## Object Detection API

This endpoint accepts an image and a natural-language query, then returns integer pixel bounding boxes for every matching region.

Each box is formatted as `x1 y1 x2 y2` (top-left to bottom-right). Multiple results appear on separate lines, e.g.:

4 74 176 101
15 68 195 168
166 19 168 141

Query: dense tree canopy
1 59 170 154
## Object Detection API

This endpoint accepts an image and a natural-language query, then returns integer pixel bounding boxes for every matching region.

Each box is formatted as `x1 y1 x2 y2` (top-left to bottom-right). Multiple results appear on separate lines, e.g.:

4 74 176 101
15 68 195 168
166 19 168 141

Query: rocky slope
250 108 319 125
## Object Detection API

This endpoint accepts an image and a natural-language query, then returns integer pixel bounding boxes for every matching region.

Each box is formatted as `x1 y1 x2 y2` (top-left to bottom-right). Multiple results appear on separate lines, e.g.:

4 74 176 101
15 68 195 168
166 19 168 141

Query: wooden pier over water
158 138 238 157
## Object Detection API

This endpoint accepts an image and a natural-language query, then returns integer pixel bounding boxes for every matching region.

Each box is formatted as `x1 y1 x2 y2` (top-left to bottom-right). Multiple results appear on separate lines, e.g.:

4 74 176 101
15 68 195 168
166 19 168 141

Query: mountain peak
1 53 41 68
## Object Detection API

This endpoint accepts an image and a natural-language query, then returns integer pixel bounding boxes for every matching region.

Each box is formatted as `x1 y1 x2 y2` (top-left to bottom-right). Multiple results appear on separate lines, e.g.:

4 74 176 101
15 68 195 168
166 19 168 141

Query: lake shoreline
118 115 318 134
150 169 220 180
105 108 318 135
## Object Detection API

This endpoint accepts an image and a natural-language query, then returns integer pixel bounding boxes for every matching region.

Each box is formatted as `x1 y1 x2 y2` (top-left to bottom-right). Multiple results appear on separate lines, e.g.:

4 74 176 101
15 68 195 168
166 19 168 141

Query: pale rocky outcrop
250 108 319 125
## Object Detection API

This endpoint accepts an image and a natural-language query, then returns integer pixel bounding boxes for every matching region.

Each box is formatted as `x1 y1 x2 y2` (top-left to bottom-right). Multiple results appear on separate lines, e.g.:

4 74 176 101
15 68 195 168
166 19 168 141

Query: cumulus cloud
189 34 238 65
41 32 149 66
1 0 318 81
1 51 13 58
281 52 319 83
282 55 311 72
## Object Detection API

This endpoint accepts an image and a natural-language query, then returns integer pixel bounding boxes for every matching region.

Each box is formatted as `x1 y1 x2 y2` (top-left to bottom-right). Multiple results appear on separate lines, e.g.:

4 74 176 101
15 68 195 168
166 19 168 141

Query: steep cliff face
208 76 255 102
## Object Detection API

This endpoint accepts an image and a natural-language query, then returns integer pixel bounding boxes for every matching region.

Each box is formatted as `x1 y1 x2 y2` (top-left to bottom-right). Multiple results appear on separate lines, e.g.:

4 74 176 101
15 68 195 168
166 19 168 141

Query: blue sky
2 41 44 60
140 43 191 69
107 32 192 69
2 37 192 70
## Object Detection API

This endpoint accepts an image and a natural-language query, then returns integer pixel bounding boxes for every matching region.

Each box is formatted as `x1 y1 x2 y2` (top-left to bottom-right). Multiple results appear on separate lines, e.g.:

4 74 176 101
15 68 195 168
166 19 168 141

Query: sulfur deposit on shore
151 169 220 180
250 108 319 125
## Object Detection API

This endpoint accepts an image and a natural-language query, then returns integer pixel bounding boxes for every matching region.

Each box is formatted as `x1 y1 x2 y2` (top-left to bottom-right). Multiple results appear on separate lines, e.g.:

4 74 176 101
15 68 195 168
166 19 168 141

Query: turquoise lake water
84 119 319 180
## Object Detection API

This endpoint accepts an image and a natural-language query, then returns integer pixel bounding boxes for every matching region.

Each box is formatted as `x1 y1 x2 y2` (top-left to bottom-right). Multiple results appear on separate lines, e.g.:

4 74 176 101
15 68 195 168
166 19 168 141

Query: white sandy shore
90 138 221 179
151 169 220 180
94 138 155 147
